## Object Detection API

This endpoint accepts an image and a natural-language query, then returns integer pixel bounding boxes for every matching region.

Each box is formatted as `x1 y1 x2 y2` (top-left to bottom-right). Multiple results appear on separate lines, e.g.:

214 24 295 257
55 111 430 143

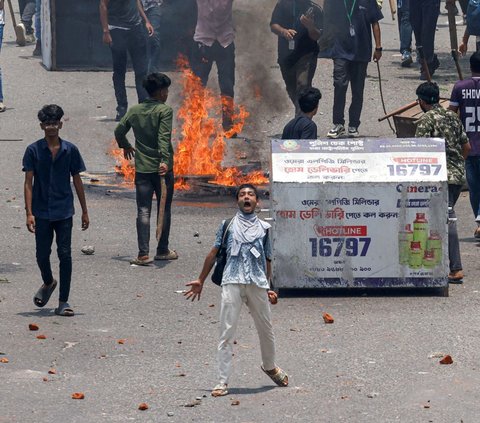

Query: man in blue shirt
184 184 288 397
282 87 321 139
23 104 89 316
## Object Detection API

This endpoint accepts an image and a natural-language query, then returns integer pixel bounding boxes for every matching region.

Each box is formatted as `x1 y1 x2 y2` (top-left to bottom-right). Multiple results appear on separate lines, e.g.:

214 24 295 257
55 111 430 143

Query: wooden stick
378 101 418 122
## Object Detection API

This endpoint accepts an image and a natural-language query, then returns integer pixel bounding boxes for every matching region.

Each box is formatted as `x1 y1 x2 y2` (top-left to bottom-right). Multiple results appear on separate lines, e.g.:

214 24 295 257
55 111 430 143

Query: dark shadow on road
279 287 448 298
198 385 276 395
16 309 86 317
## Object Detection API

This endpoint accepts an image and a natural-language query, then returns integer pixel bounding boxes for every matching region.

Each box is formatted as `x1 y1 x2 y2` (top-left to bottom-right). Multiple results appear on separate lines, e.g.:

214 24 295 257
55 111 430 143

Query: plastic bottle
422 249 436 269
409 241 423 268
398 224 414 265
426 230 442 266
413 213 429 252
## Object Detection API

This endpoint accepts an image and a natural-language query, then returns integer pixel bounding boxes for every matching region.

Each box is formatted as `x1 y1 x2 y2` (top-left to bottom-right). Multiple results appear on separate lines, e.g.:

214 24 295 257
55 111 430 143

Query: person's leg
465 156 480 219
34 218 55 286
191 42 214 87
398 0 413 66
21 0 36 36
332 58 350 126
127 24 149 103
32 0 41 56
135 172 155 258
245 285 276 371
145 6 162 73
459 0 468 15
215 42 236 130
409 0 422 55
110 29 129 116
156 170 174 255
217 284 244 386
279 62 299 112
53 217 73 303
348 61 368 129
420 0 440 66
448 184 463 274
295 52 318 110
0 24 4 107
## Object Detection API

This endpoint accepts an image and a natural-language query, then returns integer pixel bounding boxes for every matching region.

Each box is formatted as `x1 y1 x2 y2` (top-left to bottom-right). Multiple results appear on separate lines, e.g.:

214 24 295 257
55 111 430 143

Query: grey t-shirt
108 0 142 29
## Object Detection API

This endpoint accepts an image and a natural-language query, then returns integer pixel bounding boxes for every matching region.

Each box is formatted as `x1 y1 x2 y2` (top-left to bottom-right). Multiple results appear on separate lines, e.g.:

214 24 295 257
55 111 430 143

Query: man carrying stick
114 73 177 265
185 184 288 397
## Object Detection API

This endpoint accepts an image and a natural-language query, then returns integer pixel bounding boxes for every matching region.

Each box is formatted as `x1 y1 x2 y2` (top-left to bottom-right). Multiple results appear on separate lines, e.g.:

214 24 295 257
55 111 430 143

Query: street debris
0 278 9 283
42 377 48 382
423 400 431 409
0 357 9 363
175 290 187 294
428 352 444 359
36 334 47 340
194 232 199 237
81 246 95 255
323 312 335 324
29 323 39 331
117 339 126 344
439 355 453 365
138 403 149 410
71 393 85 400
184 400 201 407
231 400 240 406
48 368 56 374
167 412 174 417
367 392 379 398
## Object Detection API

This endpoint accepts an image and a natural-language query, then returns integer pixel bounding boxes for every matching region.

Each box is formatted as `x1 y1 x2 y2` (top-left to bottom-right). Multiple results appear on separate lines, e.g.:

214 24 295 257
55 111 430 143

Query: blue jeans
0 24 3 102
397 0 413 53
135 171 174 257
35 0 41 41
110 24 148 113
448 185 462 272
465 156 480 219
145 5 162 73
35 217 73 303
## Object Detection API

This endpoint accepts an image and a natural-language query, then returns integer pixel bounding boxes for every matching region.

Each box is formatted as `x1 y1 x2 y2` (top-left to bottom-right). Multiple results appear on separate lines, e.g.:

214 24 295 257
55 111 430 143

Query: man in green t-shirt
114 73 177 265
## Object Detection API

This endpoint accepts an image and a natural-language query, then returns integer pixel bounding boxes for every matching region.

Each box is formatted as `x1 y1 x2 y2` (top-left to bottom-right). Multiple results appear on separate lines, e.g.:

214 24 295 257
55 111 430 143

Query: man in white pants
185 184 289 397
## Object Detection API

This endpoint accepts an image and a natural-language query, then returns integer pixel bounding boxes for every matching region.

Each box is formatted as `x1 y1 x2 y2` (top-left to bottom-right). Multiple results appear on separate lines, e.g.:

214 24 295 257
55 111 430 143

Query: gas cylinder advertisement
271 138 448 289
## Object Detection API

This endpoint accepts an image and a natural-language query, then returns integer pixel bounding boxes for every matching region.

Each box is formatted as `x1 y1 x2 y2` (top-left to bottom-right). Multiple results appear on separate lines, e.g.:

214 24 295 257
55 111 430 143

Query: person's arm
114 114 135 160
24 171 35 233
137 0 154 36
99 0 113 45
72 174 89 230
300 14 321 41
415 115 433 138
157 107 173 175
460 28 470 56
462 141 472 159
372 21 382 62
270 23 297 40
184 247 219 301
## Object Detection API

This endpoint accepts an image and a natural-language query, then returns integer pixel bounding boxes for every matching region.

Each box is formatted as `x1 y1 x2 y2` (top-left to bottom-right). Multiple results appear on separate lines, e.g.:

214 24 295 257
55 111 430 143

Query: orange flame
109 141 135 185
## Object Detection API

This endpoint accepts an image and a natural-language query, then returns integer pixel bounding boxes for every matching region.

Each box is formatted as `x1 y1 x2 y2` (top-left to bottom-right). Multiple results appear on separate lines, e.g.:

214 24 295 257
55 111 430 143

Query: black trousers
410 0 440 64
332 59 368 129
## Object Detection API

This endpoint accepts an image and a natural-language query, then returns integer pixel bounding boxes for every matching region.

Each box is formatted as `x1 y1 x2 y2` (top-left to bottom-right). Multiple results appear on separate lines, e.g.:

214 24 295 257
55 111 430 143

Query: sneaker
401 51 413 67
16 23 26 46
32 40 42 57
327 124 346 139
25 33 36 44
154 249 178 260
0 102 5 112
115 107 127 122
348 126 359 138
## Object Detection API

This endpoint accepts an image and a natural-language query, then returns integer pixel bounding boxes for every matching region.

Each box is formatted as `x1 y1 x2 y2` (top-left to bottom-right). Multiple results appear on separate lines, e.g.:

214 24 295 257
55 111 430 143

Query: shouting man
185 184 289 397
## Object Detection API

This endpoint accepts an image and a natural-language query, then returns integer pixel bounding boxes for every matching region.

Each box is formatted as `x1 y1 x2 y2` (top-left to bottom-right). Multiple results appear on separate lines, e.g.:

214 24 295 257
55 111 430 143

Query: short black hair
38 104 64 122
298 87 322 113
236 183 258 199
471 51 480 73
416 82 439 105
143 73 171 96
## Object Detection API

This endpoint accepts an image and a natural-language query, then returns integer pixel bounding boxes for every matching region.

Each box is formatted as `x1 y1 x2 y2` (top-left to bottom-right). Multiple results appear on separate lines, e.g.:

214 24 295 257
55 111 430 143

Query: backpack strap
221 218 234 249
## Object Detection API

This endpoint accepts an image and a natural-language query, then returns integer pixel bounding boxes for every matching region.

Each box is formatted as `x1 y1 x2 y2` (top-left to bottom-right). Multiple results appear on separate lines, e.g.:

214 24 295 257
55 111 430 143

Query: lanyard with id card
344 0 357 37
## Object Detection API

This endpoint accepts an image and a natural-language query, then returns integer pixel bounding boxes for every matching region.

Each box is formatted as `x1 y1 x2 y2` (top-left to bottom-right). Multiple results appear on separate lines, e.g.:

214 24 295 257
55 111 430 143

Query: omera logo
396 184 442 193
280 140 301 151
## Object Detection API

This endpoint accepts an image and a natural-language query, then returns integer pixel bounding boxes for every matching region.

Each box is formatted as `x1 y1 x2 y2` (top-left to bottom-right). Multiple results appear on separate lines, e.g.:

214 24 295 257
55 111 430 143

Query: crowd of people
10 0 480 398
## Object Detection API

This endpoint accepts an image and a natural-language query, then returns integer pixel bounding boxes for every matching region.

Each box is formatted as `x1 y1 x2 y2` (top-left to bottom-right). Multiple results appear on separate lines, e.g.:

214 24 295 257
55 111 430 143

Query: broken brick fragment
29 323 39 331
71 393 85 399
138 403 149 410
36 334 47 340
323 312 334 324
439 355 453 365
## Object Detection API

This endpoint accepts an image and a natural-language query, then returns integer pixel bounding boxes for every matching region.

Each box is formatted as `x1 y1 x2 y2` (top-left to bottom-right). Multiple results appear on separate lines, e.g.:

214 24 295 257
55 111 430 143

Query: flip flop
55 302 74 317
130 257 153 266
261 365 289 387
33 279 58 308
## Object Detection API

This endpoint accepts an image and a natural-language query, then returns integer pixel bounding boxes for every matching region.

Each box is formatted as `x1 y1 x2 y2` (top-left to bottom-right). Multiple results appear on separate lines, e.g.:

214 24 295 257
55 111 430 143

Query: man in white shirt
191 0 236 133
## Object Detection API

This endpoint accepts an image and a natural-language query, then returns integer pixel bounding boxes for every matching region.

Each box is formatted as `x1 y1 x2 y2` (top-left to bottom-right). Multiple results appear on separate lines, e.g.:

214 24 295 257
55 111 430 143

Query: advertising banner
271 138 449 289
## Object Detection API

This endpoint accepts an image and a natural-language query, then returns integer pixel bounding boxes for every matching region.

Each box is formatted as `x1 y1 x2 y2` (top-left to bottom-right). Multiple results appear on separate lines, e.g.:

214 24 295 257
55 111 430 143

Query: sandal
55 302 74 317
33 279 58 307
154 250 178 261
130 256 153 266
211 383 228 397
261 365 289 387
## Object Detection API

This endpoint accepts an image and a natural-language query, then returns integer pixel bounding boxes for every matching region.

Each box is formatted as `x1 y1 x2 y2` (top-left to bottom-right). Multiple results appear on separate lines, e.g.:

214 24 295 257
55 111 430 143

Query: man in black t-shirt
282 87 321 139
270 0 322 115
100 0 154 121
319 0 382 139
